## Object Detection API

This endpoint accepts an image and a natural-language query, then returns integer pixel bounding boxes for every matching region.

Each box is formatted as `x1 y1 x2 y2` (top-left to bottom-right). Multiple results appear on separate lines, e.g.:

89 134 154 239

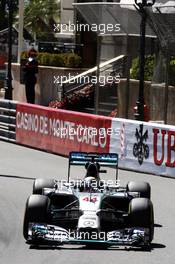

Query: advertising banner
16 103 175 177
110 118 175 177
16 103 112 156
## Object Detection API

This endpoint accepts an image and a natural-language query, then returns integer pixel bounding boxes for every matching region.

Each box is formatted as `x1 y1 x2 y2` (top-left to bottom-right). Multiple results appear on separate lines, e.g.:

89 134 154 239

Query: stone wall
11 63 87 106
118 79 175 125
118 79 151 119
150 83 175 125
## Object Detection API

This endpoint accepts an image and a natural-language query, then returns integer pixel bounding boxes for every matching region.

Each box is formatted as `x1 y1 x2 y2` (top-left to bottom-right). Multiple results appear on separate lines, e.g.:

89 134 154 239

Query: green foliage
0 0 7 30
20 51 28 60
144 55 155 81
169 57 175 85
130 55 175 85
0 0 18 30
130 55 155 81
21 52 82 68
48 54 64 67
62 53 82 68
170 57 175 66
24 0 60 40
130 57 139 80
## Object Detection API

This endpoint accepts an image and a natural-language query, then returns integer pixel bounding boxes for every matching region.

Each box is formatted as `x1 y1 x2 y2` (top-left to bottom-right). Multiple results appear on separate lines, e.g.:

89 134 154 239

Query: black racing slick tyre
129 198 154 243
127 181 151 199
23 194 50 240
33 178 55 194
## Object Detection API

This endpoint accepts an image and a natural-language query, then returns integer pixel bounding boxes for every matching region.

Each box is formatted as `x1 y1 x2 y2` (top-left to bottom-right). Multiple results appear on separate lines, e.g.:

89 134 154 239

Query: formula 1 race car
23 152 154 248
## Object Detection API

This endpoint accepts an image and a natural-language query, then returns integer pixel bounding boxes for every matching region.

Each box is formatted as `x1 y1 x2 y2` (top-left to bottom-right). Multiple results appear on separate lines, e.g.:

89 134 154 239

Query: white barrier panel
110 118 175 177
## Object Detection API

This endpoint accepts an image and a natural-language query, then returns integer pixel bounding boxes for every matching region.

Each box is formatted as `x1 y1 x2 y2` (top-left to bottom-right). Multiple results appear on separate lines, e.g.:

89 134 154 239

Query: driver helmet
85 162 100 179
84 176 98 191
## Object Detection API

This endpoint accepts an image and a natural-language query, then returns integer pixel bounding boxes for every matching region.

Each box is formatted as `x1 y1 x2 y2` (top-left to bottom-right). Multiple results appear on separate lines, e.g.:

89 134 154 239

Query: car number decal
83 197 97 203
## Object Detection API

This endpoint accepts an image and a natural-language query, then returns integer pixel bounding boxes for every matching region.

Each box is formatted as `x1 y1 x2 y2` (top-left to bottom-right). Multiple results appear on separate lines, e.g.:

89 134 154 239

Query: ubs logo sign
133 124 149 165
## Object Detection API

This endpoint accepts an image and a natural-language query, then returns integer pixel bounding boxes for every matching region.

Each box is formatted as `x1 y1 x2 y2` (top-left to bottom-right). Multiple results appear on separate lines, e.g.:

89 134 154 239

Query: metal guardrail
62 55 126 96
0 99 17 142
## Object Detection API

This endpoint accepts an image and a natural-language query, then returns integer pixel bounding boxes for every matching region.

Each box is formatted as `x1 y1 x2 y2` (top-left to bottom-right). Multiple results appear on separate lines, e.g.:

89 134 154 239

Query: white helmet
84 176 98 190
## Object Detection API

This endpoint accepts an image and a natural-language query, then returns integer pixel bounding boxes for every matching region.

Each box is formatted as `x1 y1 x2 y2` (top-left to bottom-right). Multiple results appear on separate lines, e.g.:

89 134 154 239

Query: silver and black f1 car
23 152 154 248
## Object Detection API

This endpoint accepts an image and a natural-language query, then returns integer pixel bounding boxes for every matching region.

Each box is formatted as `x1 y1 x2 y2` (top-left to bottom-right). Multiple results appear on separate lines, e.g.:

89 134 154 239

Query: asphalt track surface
0 141 175 264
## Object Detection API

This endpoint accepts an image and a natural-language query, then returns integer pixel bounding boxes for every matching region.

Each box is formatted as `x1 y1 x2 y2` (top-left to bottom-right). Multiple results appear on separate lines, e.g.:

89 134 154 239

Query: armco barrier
0 99 16 142
0 101 174 177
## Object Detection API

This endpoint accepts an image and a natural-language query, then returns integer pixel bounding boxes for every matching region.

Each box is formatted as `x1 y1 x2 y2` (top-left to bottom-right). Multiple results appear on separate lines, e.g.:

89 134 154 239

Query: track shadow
154 223 163 228
29 242 166 252
150 243 166 249
0 174 35 181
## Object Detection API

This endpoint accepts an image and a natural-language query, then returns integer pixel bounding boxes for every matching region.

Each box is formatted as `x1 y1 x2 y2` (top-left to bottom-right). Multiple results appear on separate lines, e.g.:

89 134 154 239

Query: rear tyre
23 194 50 240
33 178 55 194
127 181 151 199
129 198 154 243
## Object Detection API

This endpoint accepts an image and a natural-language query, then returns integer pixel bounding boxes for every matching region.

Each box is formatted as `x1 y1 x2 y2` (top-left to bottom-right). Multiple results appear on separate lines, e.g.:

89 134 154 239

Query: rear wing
68 152 118 182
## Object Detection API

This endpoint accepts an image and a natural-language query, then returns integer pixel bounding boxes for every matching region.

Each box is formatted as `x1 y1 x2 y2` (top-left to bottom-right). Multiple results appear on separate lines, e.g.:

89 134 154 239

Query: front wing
27 223 150 248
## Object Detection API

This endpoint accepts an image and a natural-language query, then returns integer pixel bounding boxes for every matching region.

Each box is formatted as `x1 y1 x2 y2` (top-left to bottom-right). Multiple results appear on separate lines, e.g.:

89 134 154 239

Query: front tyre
23 194 50 240
33 178 55 194
127 181 151 199
129 198 154 243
